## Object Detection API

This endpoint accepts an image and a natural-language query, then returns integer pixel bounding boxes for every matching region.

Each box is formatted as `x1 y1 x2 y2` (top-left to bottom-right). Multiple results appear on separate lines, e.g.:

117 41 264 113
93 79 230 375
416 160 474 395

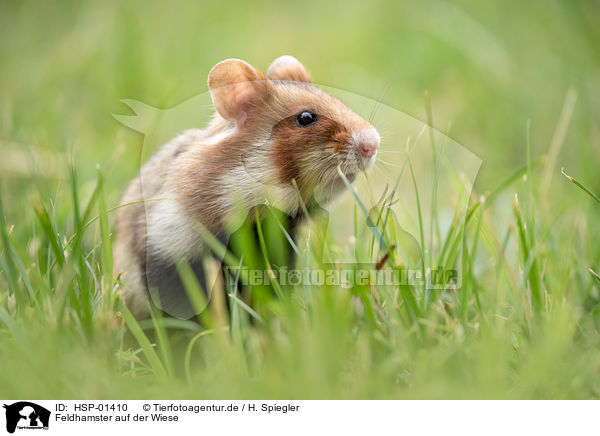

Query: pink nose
352 128 380 159
358 141 378 158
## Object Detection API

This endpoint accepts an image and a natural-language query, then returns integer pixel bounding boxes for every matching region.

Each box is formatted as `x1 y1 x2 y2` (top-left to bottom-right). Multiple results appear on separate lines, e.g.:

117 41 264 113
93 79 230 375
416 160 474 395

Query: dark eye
296 110 318 127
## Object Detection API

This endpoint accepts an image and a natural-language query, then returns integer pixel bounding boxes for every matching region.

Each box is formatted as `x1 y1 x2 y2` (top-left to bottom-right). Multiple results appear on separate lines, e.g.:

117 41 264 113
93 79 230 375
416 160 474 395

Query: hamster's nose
359 142 377 157
352 127 380 158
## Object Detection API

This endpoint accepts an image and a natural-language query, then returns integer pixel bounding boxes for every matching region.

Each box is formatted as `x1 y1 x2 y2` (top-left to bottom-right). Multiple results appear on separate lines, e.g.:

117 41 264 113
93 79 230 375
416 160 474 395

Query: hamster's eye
296 110 318 127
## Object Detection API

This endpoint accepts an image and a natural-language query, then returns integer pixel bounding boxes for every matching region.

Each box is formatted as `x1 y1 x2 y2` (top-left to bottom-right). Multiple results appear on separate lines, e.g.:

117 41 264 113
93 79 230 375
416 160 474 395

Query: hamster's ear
208 59 271 125
267 55 312 83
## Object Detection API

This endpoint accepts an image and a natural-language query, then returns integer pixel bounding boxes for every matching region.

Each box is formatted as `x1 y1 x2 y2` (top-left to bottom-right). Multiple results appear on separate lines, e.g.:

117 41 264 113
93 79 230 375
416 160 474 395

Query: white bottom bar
0 400 593 435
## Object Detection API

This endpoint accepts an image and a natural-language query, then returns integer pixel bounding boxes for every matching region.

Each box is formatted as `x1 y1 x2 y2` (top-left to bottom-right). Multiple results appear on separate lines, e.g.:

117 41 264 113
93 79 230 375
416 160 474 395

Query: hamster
113 55 380 318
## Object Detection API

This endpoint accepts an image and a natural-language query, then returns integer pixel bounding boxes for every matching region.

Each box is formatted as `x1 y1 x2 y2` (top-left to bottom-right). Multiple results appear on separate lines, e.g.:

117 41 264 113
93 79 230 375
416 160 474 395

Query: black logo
2 402 50 434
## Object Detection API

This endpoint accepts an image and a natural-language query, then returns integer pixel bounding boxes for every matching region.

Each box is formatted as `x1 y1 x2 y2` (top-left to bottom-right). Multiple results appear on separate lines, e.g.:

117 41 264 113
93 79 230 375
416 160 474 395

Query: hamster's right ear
208 59 271 126
267 55 312 83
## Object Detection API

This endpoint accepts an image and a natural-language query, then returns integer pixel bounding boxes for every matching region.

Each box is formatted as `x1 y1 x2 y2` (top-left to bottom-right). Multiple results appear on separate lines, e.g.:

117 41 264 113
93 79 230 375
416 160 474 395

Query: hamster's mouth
312 167 358 205
361 153 377 170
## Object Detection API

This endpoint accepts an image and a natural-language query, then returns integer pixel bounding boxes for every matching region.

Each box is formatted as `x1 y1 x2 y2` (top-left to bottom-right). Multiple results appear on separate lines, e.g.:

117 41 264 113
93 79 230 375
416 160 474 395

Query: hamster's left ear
267 55 312 83
208 59 271 126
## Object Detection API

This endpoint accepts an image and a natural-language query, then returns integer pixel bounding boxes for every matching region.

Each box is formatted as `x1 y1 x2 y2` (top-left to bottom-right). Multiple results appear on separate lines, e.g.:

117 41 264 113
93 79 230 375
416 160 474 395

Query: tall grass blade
118 299 168 380
150 307 174 378
561 168 600 205
512 194 543 312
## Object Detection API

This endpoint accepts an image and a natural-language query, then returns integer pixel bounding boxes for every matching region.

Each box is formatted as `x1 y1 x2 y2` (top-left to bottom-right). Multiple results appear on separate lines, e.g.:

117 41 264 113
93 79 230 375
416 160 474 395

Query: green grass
1 0 600 399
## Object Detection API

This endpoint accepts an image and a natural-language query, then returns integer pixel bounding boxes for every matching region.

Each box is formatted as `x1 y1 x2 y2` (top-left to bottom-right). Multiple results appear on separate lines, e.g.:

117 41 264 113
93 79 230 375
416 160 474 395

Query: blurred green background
0 0 599 399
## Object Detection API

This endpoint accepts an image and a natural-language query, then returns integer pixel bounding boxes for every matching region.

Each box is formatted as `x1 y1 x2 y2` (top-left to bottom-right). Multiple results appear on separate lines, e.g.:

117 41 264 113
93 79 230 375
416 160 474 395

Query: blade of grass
424 90 442 270
338 166 389 254
175 257 214 328
118 299 168 380
184 329 217 383
0 195 28 306
97 168 113 311
228 291 265 325
541 88 577 199
407 155 426 293
512 194 542 312
561 168 600 205
150 307 174 378
255 206 285 300
268 207 300 256
33 202 65 268
6 242 37 303
193 222 240 268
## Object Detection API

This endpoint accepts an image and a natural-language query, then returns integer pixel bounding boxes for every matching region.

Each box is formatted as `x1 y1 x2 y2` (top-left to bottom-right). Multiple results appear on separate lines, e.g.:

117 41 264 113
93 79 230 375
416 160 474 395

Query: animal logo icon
3 402 50 433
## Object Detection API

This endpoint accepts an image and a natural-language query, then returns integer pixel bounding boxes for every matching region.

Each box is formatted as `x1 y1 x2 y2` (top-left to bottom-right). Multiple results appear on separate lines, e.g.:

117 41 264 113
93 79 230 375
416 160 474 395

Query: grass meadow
1 0 599 399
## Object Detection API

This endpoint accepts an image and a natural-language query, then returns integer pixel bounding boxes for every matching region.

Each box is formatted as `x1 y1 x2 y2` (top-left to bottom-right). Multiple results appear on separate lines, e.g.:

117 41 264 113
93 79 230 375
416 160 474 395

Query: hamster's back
113 128 205 316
